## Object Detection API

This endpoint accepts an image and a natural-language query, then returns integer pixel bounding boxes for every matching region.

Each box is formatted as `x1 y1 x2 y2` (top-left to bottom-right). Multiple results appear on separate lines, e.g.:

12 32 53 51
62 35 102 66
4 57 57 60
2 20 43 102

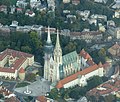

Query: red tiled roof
7 49 33 57
87 59 95 66
87 78 120 97
19 67 25 73
36 96 47 102
0 49 33 73
5 97 20 102
16 8 22 11
80 49 91 60
0 67 15 73
108 43 120 56
56 81 63 89
0 51 7 61
11 57 26 70
110 43 120 50
0 86 20 102
56 64 98 89
102 62 110 69
0 49 33 61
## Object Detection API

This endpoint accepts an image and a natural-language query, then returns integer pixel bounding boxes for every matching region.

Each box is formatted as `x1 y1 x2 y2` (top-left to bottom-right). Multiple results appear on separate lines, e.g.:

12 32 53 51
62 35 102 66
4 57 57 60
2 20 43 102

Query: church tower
53 30 62 80
44 26 53 80
54 29 62 65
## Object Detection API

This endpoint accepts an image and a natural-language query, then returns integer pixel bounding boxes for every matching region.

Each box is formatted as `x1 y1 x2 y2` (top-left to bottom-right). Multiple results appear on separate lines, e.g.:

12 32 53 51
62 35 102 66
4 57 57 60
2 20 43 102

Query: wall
0 72 15 79
0 55 8 67
28 56 34 66
85 68 103 79
63 78 78 88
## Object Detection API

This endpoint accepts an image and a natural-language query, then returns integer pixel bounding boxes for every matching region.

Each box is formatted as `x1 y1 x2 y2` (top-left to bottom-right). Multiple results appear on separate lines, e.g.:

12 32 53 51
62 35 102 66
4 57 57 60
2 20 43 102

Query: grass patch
16 82 30 88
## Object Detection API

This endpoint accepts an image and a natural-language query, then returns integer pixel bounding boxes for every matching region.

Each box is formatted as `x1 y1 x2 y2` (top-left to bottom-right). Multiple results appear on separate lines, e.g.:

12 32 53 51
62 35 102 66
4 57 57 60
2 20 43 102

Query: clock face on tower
54 49 62 56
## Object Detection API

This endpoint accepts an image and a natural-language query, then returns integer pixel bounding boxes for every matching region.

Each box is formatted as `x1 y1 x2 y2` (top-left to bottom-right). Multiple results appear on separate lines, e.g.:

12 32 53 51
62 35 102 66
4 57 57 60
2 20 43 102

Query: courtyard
14 78 50 96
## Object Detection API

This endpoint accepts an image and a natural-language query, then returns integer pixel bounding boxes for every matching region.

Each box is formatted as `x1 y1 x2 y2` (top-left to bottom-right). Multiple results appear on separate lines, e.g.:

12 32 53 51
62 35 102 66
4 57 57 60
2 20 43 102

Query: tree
90 23 98 31
28 96 33 101
69 90 80 100
104 94 116 102
89 95 97 102
25 73 36 82
87 76 103 91
29 31 39 52
48 88 59 100
63 42 77 54
98 48 106 57
21 46 32 53
0 94 3 99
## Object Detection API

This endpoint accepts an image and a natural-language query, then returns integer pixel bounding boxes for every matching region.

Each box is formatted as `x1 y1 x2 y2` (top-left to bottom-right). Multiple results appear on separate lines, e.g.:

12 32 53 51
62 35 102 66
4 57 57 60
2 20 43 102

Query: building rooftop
0 86 20 102
87 76 120 97
56 64 98 89
0 49 34 73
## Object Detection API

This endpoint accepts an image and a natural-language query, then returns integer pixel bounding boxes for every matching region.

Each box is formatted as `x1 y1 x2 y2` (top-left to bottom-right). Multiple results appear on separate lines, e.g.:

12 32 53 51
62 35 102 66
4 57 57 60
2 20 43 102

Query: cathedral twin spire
55 29 61 49
46 26 52 44
44 27 62 81
46 26 61 49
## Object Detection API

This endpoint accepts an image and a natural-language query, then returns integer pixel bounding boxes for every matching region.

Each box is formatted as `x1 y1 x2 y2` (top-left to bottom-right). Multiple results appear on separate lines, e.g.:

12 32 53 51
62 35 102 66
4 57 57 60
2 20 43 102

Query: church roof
80 49 91 60
62 51 78 66
72 62 79 69
56 64 98 89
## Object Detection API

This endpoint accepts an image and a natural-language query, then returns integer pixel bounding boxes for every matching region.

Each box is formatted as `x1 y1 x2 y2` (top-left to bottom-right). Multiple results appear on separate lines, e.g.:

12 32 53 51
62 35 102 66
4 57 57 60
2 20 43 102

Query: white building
88 18 97 25
30 0 41 8
112 0 120 9
44 27 104 89
63 0 70 3
0 49 34 79
94 0 108 4
56 62 104 89
114 10 120 18
90 14 107 21
25 10 35 17
47 0 55 11
115 27 120 39
107 20 115 27
76 10 90 18
16 0 28 8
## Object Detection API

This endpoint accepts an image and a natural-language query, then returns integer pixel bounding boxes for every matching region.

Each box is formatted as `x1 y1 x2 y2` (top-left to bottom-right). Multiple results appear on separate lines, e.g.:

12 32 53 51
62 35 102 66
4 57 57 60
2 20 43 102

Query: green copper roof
62 51 78 66
72 62 79 69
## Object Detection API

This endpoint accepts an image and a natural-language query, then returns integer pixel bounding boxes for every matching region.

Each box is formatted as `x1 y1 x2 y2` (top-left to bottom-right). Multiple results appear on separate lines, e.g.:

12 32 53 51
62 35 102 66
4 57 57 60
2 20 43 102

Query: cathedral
43 27 103 86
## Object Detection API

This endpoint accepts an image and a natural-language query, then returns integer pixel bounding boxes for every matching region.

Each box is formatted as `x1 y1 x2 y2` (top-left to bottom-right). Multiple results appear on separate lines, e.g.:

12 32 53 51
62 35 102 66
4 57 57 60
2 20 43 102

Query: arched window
66 70 67 76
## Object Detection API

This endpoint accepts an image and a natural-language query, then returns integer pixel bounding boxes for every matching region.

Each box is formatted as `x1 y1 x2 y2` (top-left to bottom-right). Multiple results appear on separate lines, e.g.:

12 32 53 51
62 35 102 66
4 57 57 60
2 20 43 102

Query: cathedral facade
44 27 96 83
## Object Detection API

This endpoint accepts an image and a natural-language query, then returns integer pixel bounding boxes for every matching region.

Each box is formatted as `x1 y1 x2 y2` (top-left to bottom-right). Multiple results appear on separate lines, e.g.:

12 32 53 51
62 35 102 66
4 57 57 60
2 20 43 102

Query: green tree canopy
87 76 103 90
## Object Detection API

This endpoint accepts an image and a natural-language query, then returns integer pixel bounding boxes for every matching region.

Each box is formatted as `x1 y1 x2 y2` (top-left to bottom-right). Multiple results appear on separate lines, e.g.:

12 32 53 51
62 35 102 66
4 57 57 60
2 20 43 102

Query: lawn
16 82 30 88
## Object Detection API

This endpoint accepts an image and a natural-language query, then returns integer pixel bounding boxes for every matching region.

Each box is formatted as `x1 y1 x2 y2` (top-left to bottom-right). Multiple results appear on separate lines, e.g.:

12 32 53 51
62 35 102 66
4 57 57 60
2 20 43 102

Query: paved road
1 80 16 92
106 65 115 78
